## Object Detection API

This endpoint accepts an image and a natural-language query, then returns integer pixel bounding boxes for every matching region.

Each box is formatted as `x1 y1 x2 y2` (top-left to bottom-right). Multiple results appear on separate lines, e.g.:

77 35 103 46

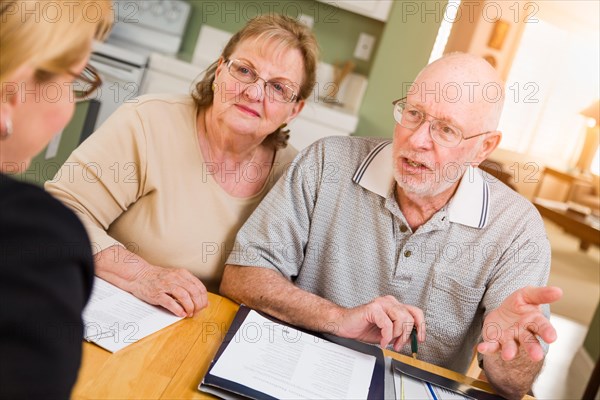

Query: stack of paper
82 277 183 352
199 307 385 399
394 372 470 400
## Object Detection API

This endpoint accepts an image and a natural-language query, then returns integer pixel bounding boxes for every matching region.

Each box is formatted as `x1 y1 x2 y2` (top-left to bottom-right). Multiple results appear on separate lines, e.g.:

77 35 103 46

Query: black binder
392 360 506 400
198 305 385 399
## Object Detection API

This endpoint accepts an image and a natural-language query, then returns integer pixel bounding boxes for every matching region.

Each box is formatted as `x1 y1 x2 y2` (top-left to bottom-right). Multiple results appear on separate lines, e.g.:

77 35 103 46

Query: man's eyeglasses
224 59 298 103
69 64 102 100
392 98 493 148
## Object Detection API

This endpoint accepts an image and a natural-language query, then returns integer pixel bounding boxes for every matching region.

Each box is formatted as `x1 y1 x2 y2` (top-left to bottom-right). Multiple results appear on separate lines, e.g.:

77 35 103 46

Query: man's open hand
478 286 562 362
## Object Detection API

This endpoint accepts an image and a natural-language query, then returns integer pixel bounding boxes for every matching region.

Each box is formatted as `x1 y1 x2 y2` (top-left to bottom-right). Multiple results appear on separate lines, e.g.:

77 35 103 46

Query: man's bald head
408 53 505 132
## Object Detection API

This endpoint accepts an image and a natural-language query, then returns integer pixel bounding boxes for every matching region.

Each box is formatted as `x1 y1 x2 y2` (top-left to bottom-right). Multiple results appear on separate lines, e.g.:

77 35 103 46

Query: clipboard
392 359 505 400
199 305 386 399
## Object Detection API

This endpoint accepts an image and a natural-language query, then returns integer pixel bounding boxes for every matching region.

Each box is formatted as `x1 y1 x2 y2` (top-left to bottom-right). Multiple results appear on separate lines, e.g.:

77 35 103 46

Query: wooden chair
479 160 517 191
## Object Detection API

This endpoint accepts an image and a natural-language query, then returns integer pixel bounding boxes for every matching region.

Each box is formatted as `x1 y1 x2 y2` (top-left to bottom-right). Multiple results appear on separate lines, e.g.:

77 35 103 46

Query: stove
89 0 191 129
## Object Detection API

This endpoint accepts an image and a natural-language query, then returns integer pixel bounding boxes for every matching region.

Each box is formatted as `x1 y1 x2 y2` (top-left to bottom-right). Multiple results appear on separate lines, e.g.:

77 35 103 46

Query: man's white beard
393 163 462 198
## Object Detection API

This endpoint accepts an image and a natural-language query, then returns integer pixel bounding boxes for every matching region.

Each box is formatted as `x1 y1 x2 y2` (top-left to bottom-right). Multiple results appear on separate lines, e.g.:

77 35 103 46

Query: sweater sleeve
45 102 149 253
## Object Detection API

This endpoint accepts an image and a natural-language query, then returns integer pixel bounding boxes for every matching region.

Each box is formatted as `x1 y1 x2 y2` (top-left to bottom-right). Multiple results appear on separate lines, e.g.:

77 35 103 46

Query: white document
82 277 183 352
393 369 469 400
209 310 376 400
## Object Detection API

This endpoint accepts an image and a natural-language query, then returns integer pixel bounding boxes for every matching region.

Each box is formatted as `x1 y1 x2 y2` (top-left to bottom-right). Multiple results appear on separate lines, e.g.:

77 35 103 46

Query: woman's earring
212 82 217 92
0 118 13 140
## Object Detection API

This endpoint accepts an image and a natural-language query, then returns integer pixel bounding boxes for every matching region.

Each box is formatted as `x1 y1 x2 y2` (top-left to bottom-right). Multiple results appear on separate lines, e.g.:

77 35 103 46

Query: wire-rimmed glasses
392 97 493 148
225 59 298 103
69 64 102 100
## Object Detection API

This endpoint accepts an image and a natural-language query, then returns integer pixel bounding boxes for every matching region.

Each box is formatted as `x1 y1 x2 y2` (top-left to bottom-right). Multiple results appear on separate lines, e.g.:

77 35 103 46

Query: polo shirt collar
352 141 490 229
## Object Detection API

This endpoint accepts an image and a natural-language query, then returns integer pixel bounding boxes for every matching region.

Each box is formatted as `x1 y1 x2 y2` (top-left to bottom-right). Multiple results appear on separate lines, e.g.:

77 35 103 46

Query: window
498 12 599 170
428 0 461 63
591 149 600 175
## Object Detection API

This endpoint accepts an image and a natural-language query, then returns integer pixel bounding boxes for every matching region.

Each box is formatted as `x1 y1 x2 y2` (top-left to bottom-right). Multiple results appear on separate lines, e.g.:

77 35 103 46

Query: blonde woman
46 14 319 318
0 1 112 398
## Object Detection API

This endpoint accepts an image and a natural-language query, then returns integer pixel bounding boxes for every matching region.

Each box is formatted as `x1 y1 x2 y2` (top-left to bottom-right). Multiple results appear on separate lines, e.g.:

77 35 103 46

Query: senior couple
2 5 559 399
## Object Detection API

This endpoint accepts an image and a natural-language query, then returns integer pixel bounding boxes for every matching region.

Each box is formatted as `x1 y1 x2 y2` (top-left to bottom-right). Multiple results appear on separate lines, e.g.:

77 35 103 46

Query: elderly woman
0 1 112 397
46 14 319 318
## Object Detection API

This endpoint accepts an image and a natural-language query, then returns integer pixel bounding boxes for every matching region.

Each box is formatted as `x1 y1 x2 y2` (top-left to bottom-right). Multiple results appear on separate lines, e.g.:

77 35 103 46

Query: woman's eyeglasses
68 64 103 100
224 59 298 103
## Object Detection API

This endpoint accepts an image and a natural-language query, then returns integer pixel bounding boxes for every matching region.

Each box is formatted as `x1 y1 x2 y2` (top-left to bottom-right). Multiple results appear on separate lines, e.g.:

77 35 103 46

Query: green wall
19 101 92 186
584 302 600 361
180 0 385 76
355 1 447 137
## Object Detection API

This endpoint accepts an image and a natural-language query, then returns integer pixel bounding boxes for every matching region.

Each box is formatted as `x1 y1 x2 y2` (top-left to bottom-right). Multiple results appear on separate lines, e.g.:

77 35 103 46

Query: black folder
392 360 505 400
198 305 385 399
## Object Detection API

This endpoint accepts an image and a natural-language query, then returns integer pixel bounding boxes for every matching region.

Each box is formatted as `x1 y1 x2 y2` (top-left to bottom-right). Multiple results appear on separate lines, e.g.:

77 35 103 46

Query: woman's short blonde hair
0 0 113 83
192 14 320 149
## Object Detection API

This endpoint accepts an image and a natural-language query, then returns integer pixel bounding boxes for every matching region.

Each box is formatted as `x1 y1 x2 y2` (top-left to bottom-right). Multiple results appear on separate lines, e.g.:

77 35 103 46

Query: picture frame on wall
488 19 511 50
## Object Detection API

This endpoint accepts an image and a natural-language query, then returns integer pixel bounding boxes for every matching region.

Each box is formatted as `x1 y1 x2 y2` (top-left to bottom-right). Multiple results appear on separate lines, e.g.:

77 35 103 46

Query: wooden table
72 293 508 399
531 167 592 202
533 198 600 250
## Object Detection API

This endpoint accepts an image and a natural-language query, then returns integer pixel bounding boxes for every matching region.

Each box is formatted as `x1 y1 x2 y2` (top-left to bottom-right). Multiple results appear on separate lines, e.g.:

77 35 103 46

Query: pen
410 327 418 359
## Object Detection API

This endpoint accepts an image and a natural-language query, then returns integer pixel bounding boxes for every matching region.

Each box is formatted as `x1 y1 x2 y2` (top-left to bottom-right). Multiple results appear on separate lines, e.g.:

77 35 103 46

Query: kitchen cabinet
141 55 206 95
287 101 357 151
316 0 393 21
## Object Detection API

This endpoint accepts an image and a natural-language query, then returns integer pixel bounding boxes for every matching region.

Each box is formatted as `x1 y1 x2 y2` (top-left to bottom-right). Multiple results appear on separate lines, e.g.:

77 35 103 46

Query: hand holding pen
334 296 425 351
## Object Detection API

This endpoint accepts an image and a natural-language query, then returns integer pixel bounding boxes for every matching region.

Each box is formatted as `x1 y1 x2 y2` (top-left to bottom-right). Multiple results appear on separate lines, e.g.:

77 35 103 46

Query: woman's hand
131 264 209 317
94 245 209 318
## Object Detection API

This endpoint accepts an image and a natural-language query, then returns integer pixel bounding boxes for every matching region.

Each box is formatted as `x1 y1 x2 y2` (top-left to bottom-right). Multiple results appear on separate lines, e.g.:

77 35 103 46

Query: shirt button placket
399 224 412 258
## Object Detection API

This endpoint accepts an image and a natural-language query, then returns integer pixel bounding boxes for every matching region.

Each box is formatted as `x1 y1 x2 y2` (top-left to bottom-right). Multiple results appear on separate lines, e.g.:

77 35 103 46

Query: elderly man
220 53 561 399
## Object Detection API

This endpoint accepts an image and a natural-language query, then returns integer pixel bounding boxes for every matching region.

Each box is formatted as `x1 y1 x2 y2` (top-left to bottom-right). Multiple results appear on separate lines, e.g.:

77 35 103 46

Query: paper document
393 369 469 400
82 277 183 352
208 310 376 399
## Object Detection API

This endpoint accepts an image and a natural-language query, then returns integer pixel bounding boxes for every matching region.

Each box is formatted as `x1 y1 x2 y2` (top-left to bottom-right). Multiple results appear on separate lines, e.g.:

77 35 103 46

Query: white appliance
89 0 191 129
191 25 235 69
143 24 232 96
89 42 147 130
142 53 207 96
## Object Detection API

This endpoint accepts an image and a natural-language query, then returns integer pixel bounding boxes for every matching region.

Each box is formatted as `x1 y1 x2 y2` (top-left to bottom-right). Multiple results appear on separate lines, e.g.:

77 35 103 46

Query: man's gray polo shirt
227 136 551 373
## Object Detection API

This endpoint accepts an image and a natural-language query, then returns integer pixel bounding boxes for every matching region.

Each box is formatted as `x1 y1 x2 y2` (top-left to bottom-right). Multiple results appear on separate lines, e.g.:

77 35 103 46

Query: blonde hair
0 0 113 84
192 14 319 149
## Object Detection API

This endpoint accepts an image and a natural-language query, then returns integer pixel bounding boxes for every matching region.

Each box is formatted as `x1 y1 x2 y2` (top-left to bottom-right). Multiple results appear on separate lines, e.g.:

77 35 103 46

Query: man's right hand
333 295 425 351
130 264 208 318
